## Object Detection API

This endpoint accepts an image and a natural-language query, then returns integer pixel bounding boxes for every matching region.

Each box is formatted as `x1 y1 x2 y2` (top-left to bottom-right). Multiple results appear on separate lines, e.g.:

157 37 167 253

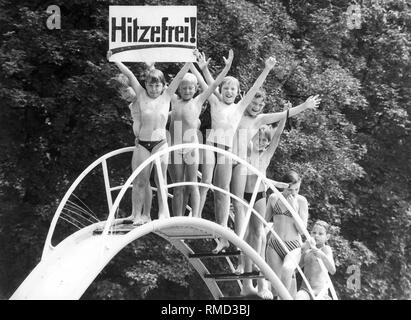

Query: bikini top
272 201 293 218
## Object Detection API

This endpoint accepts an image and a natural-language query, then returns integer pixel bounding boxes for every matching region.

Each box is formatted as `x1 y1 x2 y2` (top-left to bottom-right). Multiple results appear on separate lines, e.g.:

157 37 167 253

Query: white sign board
109 6 197 62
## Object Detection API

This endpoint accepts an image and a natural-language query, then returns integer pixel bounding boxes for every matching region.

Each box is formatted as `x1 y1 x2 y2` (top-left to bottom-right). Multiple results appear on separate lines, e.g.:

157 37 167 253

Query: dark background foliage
0 0 409 299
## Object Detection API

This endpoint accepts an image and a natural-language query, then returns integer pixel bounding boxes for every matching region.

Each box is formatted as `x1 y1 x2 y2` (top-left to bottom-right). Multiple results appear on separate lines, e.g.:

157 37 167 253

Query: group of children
107 48 336 300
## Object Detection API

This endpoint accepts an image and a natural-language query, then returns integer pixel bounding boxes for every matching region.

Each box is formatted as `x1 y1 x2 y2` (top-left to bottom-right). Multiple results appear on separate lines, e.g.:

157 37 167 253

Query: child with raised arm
296 220 336 300
110 75 153 219
195 52 277 253
239 108 287 299
231 95 320 242
196 52 321 245
107 50 191 225
169 50 233 218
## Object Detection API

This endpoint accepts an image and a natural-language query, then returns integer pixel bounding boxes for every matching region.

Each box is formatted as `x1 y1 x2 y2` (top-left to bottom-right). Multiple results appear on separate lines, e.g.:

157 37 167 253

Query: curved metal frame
42 143 337 300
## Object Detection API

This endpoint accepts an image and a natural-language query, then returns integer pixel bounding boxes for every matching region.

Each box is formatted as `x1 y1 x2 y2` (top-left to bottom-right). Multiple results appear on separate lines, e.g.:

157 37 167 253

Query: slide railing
43 143 337 300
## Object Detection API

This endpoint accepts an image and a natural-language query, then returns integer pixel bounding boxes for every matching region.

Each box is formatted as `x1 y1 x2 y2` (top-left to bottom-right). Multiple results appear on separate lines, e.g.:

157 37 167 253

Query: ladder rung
204 271 264 281
189 250 241 259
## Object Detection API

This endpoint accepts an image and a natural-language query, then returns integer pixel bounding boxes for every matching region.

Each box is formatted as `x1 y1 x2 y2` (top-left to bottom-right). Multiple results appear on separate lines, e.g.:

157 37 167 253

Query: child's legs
256 231 272 299
185 151 200 217
154 146 169 219
246 203 265 291
131 146 152 221
231 164 247 236
241 227 255 291
169 152 185 217
265 238 284 296
143 183 153 218
281 248 301 295
199 147 215 216
249 200 266 255
213 154 233 228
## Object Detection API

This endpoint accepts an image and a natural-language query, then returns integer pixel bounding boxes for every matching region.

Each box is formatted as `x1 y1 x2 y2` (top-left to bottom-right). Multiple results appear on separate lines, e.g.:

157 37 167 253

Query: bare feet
132 215 151 226
132 219 144 226
212 238 229 254
240 285 258 296
257 287 274 300
141 215 152 224
234 262 244 275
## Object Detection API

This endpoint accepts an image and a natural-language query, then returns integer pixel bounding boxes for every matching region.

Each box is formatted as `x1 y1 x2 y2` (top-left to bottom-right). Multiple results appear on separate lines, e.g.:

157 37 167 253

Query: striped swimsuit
267 202 301 260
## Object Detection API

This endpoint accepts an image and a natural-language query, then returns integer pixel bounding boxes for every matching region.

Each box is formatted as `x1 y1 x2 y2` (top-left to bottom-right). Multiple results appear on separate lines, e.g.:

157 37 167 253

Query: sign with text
109 6 197 62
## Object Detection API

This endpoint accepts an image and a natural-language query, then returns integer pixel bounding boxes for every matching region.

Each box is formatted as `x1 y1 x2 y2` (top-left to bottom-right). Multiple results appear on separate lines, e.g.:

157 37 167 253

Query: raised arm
107 50 144 96
129 102 141 142
196 49 233 105
264 114 287 159
265 193 279 222
165 62 191 96
294 195 309 235
190 63 219 105
195 50 222 100
238 56 276 114
256 95 320 127
195 50 215 85
268 179 289 189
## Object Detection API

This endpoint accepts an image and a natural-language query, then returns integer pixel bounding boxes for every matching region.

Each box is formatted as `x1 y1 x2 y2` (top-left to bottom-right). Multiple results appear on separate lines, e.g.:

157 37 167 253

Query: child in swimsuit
195 51 277 253
169 50 233 218
231 95 320 245
112 76 154 221
238 108 287 299
296 220 336 300
107 50 192 225
265 170 309 298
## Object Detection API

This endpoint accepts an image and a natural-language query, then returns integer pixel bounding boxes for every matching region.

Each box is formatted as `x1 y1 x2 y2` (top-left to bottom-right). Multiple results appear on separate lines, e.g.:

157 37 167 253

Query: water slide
10 144 337 300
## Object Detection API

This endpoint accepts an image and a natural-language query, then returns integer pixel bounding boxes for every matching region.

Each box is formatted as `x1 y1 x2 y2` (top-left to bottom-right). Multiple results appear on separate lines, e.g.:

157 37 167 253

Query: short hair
114 73 130 87
181 73 198 85
220 76 240 93
120 86 136 102
313 220 331 234
254 88 266 100
282 170 301 185
145 68 166 85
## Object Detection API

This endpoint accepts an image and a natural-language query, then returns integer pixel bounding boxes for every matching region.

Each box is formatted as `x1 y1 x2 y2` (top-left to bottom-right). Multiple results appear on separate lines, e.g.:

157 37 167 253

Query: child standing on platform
169 49 233 218
108 50 191 225
195 51 277 253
